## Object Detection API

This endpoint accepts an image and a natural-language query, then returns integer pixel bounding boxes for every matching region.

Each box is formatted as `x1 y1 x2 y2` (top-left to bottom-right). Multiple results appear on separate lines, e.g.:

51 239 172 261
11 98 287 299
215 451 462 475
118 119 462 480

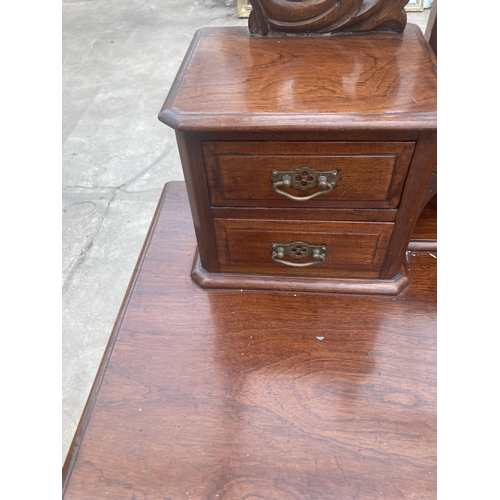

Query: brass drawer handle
271 242 327 267
271 167 338 201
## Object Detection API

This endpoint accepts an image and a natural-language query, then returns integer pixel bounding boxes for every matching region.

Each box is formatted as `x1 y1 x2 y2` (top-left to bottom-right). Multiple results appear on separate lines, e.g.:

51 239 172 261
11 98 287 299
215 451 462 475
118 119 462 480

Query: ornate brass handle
271 167 338 201
271 242 327 267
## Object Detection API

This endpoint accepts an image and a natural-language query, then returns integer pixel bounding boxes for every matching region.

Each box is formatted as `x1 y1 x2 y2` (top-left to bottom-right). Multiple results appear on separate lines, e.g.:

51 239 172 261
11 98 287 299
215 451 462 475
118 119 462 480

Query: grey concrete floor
62 0 431 464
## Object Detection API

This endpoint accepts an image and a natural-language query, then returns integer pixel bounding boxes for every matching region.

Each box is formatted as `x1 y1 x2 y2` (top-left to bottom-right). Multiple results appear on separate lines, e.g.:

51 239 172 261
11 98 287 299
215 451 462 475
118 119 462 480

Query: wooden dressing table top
63 182 436 499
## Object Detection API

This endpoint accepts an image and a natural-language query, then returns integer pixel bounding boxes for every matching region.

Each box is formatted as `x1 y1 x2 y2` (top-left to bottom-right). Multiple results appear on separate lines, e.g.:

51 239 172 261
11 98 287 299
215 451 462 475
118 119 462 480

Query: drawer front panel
203 141 415 209
214 218 394 278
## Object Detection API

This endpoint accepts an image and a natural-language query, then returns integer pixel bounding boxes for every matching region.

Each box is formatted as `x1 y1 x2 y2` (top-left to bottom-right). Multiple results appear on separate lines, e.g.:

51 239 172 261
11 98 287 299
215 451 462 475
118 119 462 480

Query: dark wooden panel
203 141 415 208
176 132 220 273
380 130 436 278
63 182 436 500
196 129 420 142
211 206 398 222
214 218 394 277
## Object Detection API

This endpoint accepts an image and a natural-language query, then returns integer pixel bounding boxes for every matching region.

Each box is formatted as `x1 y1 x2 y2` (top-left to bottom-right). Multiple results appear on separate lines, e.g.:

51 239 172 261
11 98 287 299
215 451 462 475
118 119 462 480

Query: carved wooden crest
248 0 410 36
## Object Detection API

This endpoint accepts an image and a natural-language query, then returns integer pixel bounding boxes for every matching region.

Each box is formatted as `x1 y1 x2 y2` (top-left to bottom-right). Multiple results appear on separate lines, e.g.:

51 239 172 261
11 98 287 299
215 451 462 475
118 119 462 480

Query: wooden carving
248 0 410 36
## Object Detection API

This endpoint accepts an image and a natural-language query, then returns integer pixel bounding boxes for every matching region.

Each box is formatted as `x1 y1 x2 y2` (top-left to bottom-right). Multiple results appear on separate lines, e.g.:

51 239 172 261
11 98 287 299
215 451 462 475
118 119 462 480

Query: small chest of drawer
158 26 437 294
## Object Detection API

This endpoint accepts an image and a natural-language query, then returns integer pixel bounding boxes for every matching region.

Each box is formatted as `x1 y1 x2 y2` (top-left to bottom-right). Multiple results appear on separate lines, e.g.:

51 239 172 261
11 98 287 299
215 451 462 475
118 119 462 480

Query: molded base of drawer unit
214 218 394 278
191 250 410 295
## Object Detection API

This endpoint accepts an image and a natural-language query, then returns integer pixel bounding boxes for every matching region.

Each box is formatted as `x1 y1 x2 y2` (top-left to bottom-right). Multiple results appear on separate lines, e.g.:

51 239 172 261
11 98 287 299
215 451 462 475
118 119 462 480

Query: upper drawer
202 141 415 209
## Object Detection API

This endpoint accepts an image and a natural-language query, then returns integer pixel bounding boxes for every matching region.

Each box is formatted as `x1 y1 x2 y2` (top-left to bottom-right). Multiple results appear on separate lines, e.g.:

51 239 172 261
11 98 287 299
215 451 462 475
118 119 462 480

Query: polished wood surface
248 0 409 36
63 182 436 499
214 218 393 277
203 141 415 209
159 26 437 132
379 130 435 278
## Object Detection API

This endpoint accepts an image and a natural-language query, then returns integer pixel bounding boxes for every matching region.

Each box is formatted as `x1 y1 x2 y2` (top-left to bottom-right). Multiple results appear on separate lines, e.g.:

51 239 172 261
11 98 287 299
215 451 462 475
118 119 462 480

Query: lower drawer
214 219 394 278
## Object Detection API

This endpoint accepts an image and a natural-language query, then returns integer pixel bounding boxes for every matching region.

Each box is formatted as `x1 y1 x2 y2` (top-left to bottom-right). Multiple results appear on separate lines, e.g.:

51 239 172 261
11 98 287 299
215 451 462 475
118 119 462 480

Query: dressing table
63 3 437 497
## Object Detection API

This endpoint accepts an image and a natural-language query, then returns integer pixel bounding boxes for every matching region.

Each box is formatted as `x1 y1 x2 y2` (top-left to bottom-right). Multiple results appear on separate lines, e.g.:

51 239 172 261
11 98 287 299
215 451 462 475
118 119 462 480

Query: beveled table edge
62 183 174 497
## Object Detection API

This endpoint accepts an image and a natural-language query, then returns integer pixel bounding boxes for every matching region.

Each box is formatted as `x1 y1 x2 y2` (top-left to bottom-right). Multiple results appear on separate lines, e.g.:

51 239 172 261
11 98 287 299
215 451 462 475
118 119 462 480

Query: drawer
214 218 394 278
203 141 415 209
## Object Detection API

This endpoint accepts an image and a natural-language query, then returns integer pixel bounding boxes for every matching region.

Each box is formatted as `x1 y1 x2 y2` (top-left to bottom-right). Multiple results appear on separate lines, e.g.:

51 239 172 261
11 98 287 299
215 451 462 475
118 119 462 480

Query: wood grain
203 141 415 209
158 26 437 132
248 0 409 36
176 132 221 273
63 182 436 499
214 218 393 277
191 250 410 295
380 130 436 278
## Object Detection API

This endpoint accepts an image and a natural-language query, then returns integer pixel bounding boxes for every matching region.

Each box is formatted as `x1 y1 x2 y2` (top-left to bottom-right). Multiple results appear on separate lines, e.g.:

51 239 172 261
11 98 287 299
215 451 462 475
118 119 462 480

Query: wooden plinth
63 182 437 499
191 251 410 295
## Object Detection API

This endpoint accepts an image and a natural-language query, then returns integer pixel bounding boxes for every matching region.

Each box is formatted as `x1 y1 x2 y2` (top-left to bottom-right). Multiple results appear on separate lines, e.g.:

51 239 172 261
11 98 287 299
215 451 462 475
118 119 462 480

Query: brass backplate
271 242 327 260
271 168 338 191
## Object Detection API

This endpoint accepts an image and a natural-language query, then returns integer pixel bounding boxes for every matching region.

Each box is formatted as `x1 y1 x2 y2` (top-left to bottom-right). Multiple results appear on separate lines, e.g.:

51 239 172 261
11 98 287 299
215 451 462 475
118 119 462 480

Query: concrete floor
62 0 431 463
